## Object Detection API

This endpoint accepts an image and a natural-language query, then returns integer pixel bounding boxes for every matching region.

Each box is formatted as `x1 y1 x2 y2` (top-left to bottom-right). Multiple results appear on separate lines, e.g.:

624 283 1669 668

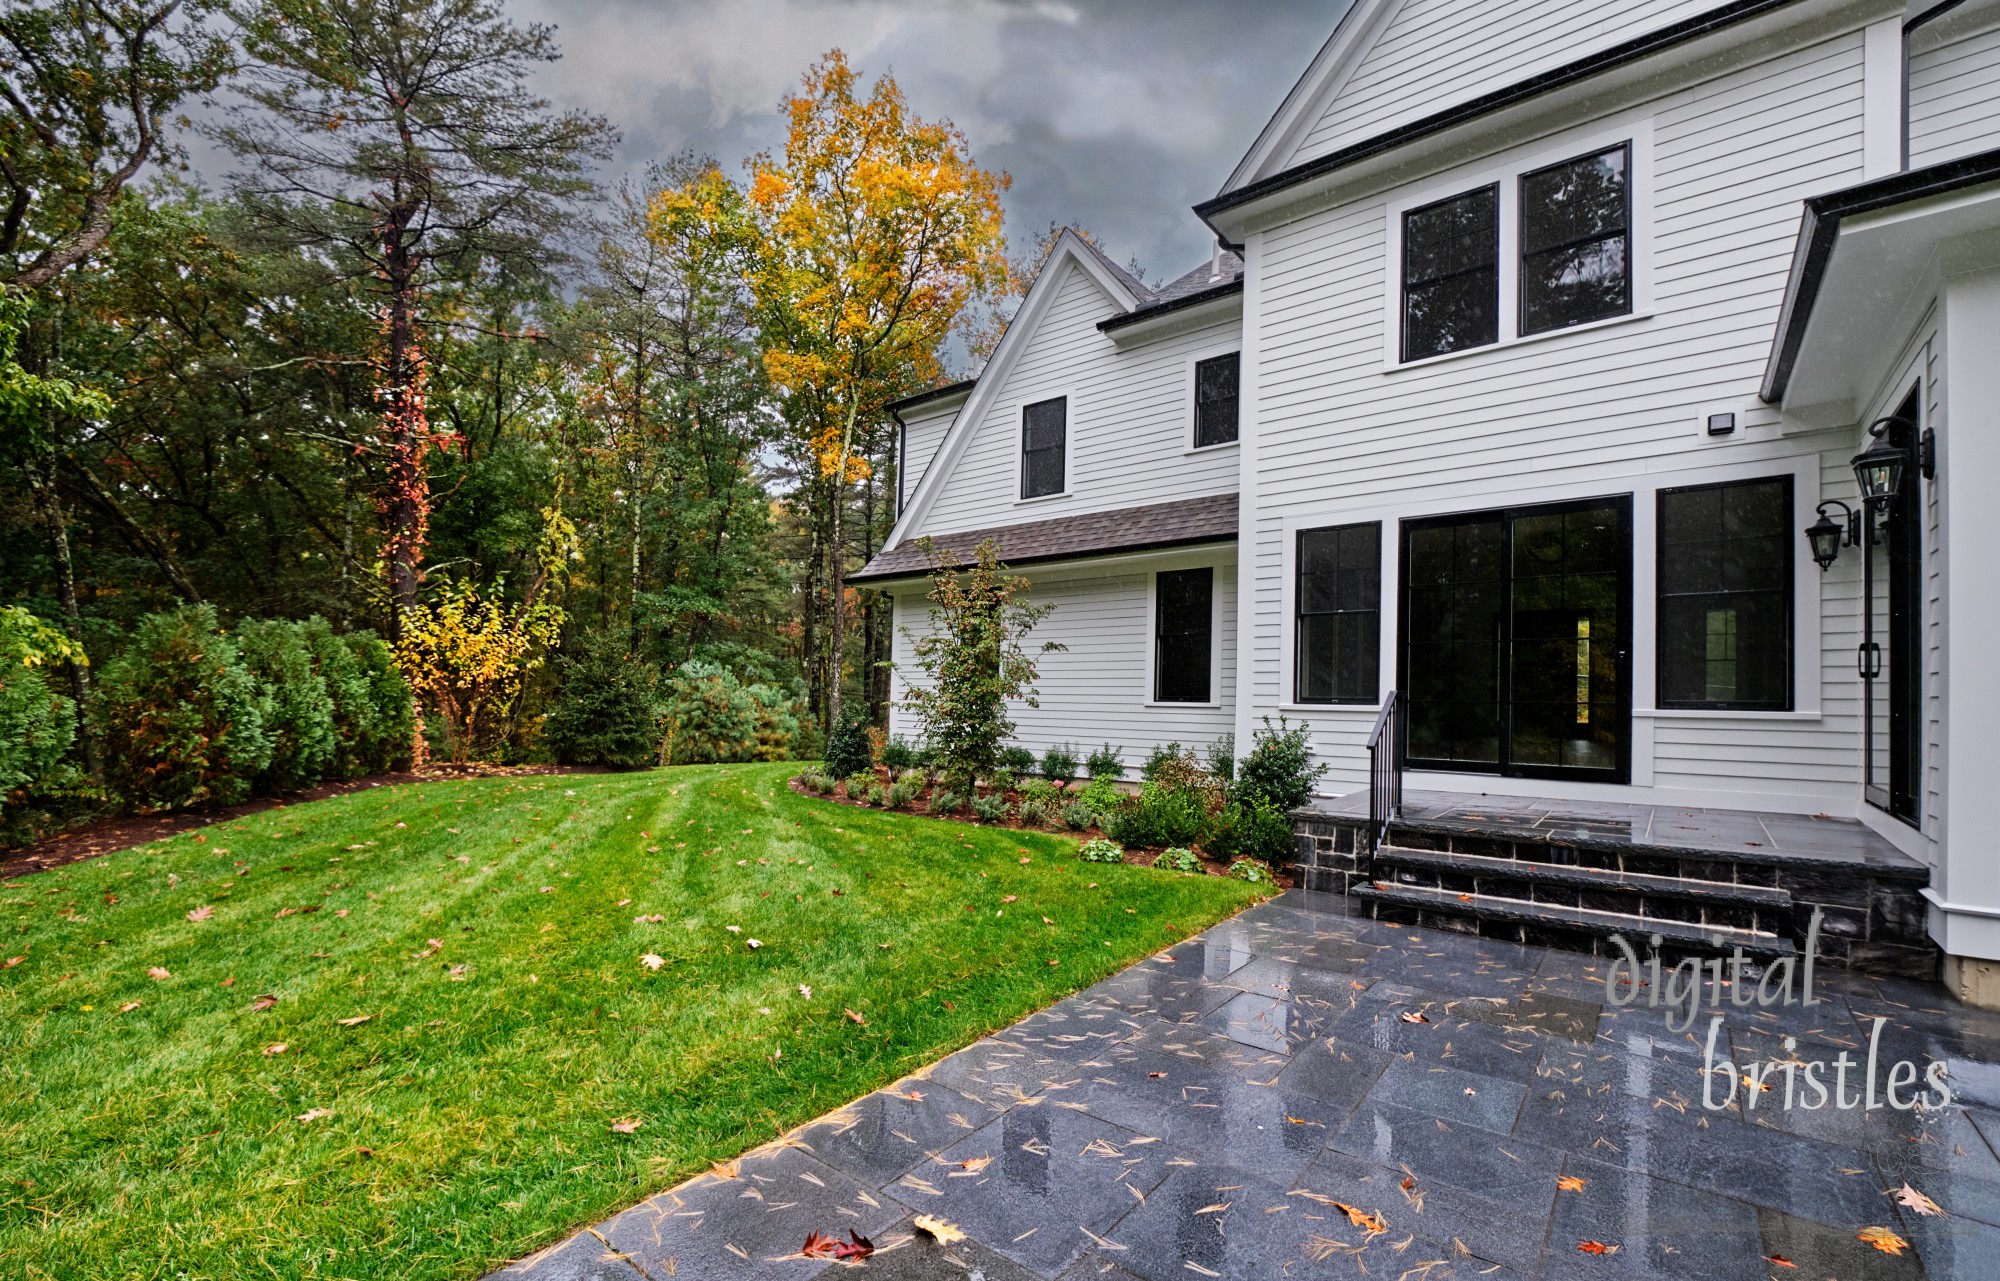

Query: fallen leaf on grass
1858 1226 1909 1255
844 1009 866 1026
413 939 442 960
336 1015 371 1027
1001 895 1017 904
117 1000 141 1014
263 1043 288 1056
609 1119 643 1134
296 1108 332 1122
798 984 811 998
799 1229 874 1261
746 939 762 950
640 954 665 971
1556 1176 1587 1192
446 964 469 981
1893 1183 1945 1217
1576 1241 1619 1256
3 957 22 969
250 993 278 1012
147 967 171 980
615 898 631 907
912 1214 966 1244
187 905 214 922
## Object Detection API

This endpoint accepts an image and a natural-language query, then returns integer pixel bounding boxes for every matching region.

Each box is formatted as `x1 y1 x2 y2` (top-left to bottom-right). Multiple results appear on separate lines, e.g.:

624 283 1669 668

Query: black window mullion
1295 523 1381 704
1155 568 1214 703
1401 184 1499 362
1519 143 1631 336
1020 396 1067 499
1656 477 1793 711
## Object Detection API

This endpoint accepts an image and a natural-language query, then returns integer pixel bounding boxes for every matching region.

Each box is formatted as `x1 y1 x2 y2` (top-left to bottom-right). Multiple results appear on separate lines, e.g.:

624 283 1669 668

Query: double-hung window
1154 568 1213 703
1519 143 1631 335
1193 353 1239 447
1657 477 1792 710
1020 396 1067 499
1295 523 1380 704
1401 185 1499 361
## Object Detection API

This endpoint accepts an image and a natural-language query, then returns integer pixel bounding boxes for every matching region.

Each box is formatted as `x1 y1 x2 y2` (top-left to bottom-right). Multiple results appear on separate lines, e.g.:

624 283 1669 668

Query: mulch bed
0 762 607 881
788 768 1292 888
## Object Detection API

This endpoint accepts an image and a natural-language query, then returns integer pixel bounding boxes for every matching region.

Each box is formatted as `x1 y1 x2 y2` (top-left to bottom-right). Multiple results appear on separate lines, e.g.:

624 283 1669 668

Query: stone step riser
1349 883 1799 961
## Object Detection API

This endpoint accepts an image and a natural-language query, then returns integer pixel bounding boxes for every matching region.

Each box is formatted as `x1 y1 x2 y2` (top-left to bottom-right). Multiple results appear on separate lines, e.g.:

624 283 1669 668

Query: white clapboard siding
1287 0 1724 170
1908 6 2000 169
887 557 1238 766
1245 31 1872 807
914 258 1240 538
897 400 956 515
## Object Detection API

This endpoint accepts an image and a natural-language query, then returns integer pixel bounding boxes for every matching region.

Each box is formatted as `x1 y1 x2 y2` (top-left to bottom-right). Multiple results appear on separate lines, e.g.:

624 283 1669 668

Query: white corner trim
1862 16 1902 178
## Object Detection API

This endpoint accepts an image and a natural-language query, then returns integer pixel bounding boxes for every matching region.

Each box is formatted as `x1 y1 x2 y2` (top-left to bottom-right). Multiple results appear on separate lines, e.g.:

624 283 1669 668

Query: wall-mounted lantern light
1852 418 1912 505
1805 499 1859 572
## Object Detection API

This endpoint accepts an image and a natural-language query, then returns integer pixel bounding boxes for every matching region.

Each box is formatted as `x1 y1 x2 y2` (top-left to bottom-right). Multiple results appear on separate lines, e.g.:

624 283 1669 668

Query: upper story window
1154 567 1213 703
1193 353 1240 448
1520 144 1631 336
1401 185 1499 361
1020 396 1067 499
1657 477 1792 711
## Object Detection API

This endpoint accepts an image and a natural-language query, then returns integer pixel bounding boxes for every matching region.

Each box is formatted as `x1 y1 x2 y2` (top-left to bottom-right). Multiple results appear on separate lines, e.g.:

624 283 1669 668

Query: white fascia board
882 231 1139 546
1221 0 1405 194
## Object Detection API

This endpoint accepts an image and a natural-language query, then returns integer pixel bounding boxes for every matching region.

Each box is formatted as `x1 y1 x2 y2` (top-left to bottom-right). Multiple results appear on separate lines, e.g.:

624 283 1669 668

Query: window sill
1014 490 1071 506
1385 309 1652 374
1185 441 1239 456
1633 707 1820 721
1145 701 1223 709
1277 702 1383 714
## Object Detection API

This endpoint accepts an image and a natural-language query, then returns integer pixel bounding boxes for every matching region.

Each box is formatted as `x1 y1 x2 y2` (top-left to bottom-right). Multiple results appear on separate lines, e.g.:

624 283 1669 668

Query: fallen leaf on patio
1398 1011 1429 1024
1196 1202 1232 1215
640 953 665 971
912 1214 966 1244
1284 1116 1324 1127
263 1043 288 1055
1765 1255 1797 1268
1334 1203 1387 1235
336 1015 371 1027
845 1009 865 1025
187 905 213 922
609 1119 643 1134
1858 1226 1909 1255
1575 1241 1618 1256
1556 1176 1587 1192
1149 1071 1167 1079
250 994 278 1011
296 1108 332 1122
941 1154 992 1175
800 1229 874 1260
1893 1183 1945 1217
147 966 171 980
117 1000 141 1014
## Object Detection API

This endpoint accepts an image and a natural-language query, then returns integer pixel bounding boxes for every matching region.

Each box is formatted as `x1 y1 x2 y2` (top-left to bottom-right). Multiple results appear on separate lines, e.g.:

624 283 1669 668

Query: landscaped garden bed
0 761 1266 1281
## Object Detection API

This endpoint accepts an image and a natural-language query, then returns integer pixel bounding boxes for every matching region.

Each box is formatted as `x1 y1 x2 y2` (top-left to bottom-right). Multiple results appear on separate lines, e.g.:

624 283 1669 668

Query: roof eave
1097 279 1245 341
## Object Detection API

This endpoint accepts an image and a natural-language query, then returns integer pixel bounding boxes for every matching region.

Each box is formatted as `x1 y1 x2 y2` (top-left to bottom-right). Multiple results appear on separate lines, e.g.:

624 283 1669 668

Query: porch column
1933 262 2000 1002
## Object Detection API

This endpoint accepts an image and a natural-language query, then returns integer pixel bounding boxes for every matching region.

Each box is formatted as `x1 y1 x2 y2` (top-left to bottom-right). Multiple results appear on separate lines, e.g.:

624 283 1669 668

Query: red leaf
1576 1241 1618 1256
801 1229 875 1260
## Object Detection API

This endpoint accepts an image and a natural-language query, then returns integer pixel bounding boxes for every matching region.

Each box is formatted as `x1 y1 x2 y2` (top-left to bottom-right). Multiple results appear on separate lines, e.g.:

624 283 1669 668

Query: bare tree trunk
26 459 97 776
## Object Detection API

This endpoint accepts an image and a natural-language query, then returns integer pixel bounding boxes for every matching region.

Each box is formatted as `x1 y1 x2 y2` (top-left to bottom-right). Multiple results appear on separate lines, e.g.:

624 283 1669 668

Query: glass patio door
1401 497 1631 784
1864 393 1923 825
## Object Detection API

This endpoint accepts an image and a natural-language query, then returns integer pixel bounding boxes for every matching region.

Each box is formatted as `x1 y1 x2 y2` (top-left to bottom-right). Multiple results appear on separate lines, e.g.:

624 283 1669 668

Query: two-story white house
854 0 2000 998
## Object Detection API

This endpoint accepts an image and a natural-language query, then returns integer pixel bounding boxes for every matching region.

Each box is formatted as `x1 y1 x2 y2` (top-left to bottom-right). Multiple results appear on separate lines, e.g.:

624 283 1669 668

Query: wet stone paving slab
493 890 2000 1280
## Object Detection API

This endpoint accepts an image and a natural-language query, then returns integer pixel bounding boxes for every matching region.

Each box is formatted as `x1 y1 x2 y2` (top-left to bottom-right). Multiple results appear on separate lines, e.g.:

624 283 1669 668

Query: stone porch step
1349 880 1800 959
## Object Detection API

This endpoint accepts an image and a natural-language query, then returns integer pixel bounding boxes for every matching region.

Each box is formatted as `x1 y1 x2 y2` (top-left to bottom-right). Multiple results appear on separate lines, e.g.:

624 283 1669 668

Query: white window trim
1144 561 1225 709
1184 343 1244 454
1013 389 1075 504
1379 117 1655 371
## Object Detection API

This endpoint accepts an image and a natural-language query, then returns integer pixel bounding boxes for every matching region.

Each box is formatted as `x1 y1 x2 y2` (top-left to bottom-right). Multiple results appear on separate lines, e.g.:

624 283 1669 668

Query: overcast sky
508 0 1350 286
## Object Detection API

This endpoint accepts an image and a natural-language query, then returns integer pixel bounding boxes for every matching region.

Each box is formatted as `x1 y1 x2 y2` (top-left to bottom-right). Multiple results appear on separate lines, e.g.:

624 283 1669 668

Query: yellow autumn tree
731 50 1010 729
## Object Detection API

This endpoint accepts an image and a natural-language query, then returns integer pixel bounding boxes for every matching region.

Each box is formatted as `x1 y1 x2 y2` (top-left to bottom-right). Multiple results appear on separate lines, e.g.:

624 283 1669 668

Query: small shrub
1086 743 1125 780
929 790 965 815
541 642 659 769
880 735 919 770
1061 800 1096 831
1103 783 1209 849
1153 846 1201 874
658 660 802 764
1146 745 1223 800
987 767 1017 793
1207 797 1295 864
334 629 414 773
1233 715 1326 813
1078 837 1123 864
95 604 273 811
897 767 927 785
0 608 78 841
1040 742 1078 782
1079 775 1123 815
1018 778 1063 806
823 715 874 779
1206 734 1236 784
970 793 1010 822
1229 858 1275 884
800 770 833 794
997 744 1036 774
844 771 875 797
886 779 921 809
1016 799 1052 829
1140 741 1183 781
865 784 887 806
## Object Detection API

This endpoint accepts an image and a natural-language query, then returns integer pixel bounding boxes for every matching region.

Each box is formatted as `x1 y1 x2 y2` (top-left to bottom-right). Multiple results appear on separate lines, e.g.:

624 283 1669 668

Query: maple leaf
296 1108 333 1122
250 993 278 1012
798 984 811 998
640 953 665 971
147 966 171 980
336 1015 372 1027
912 1214 966 1244
1857 1226 1909 1255
609 1118 643 1134
1556 1176 1587 1192
1575 1241 1619 1256
187 905 214 922
1334 1202 1387 1235
800 1229 874 1261
1893 1182 1945 1217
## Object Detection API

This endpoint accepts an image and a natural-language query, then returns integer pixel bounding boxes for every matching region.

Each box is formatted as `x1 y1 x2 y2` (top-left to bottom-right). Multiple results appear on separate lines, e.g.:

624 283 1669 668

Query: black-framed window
1020 396 1066 499
1401 184 1499 361
1296 523 1380 704
1155 567 1213 703
1520 143 1631 336
1194 352 1239 448
1657 477 1792 710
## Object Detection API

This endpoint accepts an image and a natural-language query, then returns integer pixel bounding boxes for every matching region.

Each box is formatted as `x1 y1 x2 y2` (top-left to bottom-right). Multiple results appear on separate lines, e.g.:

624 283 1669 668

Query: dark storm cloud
516 0 1349 283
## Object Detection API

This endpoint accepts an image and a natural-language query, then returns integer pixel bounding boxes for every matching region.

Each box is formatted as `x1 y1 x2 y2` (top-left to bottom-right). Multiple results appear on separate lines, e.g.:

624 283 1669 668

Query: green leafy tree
899 538 1059 787
542 643 659 769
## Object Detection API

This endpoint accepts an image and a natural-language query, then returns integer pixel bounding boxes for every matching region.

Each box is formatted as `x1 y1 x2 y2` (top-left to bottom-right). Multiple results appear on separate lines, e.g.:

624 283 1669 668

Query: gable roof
1098 251 1244 335
1221 0 1405 194
852 492 1239 584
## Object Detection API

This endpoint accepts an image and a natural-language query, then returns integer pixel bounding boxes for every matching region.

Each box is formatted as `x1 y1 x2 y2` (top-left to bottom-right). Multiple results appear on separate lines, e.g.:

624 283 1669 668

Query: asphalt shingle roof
852 492 1238 583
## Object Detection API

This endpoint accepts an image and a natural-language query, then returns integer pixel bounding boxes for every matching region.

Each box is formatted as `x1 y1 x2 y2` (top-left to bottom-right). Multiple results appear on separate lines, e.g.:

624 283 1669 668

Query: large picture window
1401 184 1499 361
1194 353 1239 448
1020 397 1067 499
1155 568 1213 703
1657 477 1792 710
1519 144 1630 336
1296 523 1380 704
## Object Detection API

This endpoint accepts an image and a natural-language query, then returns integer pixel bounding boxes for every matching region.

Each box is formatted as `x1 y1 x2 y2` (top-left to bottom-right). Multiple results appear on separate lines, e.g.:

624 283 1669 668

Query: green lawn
0 762 1266 1280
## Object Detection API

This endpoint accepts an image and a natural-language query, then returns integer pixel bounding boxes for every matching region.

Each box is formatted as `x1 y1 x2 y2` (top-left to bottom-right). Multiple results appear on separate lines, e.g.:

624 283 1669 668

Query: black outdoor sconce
1806 499 1859 572
1807 414 1939 570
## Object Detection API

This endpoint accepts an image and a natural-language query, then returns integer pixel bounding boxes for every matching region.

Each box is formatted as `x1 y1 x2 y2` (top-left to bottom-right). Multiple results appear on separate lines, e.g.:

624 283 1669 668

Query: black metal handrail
1365 690 1405 872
